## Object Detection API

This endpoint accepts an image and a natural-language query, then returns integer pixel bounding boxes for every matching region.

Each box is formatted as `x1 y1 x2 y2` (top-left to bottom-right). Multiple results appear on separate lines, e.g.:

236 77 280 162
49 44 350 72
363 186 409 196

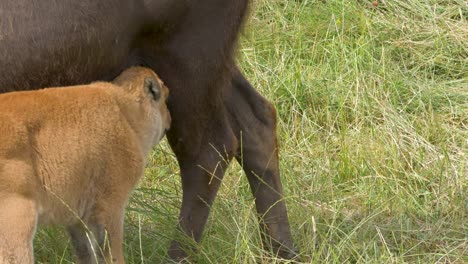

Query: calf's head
113 67 171 146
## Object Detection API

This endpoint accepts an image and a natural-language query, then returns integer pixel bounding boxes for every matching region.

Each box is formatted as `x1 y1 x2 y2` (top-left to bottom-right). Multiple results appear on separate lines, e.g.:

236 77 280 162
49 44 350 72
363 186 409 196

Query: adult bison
0 0 297 261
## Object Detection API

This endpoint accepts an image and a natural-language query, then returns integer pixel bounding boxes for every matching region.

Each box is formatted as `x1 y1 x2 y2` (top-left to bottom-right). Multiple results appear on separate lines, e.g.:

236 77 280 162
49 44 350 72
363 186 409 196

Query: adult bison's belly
0 0 144 92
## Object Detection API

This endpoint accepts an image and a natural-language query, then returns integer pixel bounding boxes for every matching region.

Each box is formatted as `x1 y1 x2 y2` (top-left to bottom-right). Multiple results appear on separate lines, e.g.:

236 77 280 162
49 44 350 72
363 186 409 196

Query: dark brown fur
0 0 298 260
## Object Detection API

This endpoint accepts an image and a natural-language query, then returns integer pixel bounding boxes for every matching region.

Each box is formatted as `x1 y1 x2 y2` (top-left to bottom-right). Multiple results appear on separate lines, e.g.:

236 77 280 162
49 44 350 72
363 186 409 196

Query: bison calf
0 67 171 263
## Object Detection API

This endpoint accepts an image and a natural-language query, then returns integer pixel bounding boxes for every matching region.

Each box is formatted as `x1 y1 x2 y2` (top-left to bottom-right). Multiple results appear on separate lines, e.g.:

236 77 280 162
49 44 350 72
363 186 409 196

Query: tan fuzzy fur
0 67 170 264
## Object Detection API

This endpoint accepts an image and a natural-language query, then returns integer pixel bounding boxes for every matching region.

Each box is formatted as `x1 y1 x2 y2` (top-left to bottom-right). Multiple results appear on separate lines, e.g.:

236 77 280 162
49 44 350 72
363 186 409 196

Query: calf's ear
144 77 161 101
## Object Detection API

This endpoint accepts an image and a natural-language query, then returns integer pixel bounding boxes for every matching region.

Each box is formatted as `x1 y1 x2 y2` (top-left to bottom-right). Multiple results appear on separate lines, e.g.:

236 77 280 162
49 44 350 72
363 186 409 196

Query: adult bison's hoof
277 245 300 261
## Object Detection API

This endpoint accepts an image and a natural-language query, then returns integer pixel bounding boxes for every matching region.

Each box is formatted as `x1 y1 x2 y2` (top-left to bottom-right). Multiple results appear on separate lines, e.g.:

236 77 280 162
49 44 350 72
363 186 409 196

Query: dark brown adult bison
0 0 297 261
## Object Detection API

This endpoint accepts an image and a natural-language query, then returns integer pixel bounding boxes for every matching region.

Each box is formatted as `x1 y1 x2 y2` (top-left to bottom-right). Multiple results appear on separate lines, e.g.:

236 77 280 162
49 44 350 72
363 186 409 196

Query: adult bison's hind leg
164 66 298 261
166 107 239 261
227 67 298 259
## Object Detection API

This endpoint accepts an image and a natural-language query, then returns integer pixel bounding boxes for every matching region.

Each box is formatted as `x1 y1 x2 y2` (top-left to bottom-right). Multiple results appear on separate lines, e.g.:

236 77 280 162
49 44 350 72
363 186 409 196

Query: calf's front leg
0 194 37 264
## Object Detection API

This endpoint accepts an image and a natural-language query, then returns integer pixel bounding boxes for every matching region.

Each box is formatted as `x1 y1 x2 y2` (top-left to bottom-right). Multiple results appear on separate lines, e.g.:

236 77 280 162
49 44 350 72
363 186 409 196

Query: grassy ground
35 0 467 263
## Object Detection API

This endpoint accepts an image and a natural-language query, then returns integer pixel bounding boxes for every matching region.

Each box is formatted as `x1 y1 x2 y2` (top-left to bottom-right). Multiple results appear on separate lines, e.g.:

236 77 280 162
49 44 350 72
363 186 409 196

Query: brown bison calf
0 67 171 263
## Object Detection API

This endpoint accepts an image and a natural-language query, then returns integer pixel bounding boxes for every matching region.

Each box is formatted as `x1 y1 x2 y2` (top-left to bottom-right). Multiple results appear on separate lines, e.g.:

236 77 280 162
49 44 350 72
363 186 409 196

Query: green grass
35 0 467 263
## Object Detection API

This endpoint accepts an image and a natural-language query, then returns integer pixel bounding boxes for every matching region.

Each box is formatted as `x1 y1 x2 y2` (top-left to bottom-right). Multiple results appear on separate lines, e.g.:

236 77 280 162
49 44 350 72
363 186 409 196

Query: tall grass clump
34 0 466 263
